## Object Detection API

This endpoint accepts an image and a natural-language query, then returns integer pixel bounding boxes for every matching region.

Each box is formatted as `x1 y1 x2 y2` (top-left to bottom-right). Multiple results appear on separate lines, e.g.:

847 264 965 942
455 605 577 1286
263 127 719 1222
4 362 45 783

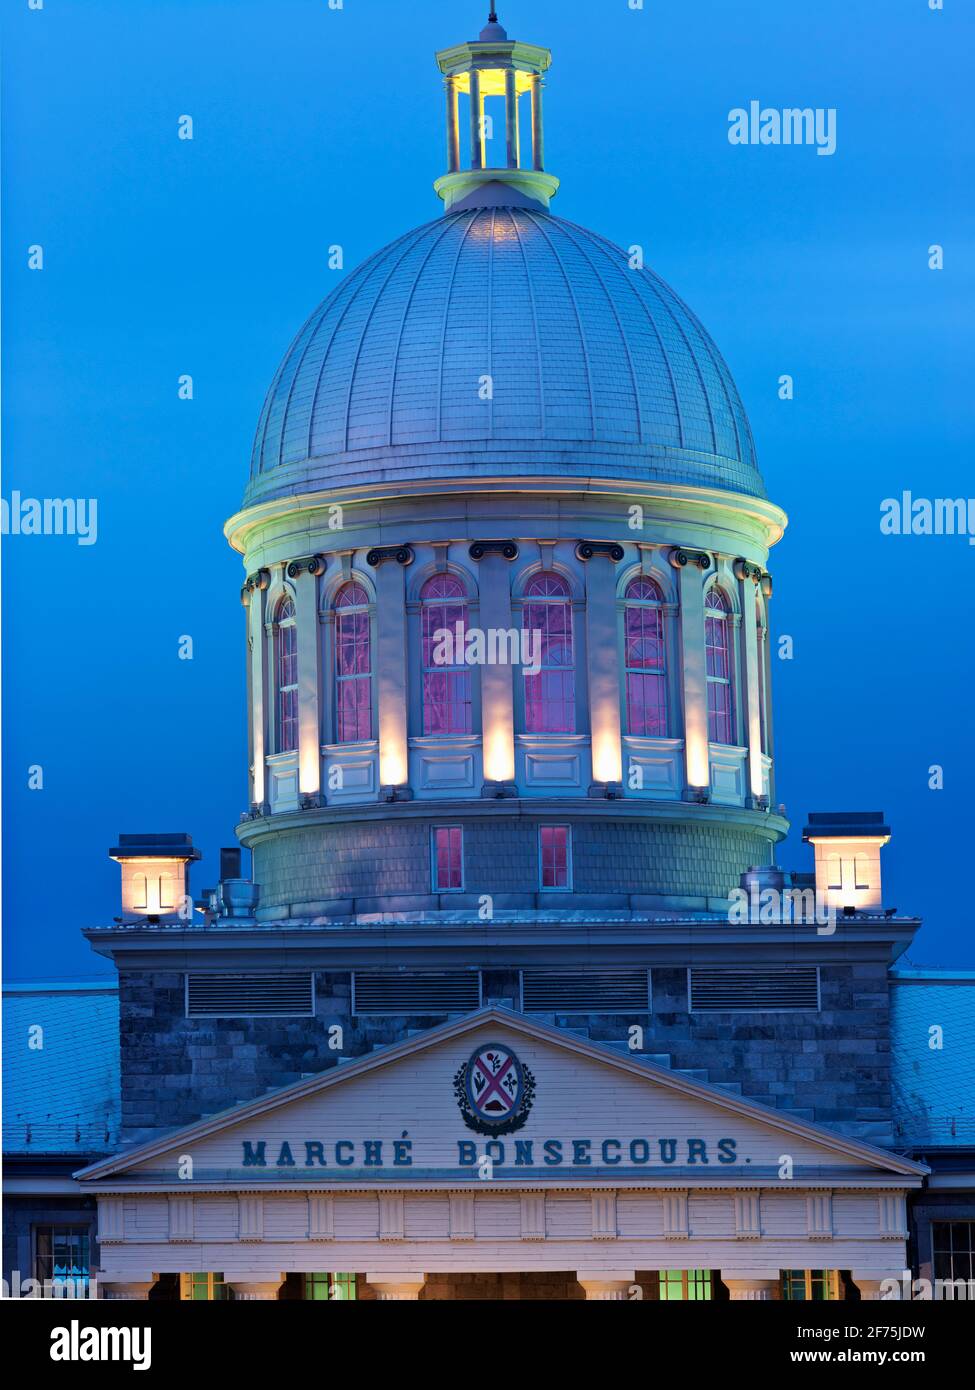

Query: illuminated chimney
802 812 891 913
108 833 201 922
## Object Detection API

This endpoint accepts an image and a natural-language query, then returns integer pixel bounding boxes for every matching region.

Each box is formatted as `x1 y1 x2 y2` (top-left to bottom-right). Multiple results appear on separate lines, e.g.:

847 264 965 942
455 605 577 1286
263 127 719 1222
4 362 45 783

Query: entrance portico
76 1009 926 1300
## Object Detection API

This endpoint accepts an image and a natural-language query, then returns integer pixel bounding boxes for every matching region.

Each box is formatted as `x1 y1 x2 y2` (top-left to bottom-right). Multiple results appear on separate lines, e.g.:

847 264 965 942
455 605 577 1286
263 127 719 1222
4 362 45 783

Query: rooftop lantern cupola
434 8 559 213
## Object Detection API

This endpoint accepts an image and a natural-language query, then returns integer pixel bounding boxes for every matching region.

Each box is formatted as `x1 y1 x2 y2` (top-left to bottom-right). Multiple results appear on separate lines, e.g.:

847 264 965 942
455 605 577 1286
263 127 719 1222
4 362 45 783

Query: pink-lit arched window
334 582 372 742
274 595 298 753
523 572 575 733
624 576 668 736
705 586 735 745
421 574 472 735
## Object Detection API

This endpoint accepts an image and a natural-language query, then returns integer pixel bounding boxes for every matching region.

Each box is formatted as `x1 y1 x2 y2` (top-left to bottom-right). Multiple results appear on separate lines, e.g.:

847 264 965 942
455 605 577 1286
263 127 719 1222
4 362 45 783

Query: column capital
851 1272 898 1300
733 558 764 583
367 544 414 567
577 1270 636 1300
226 1279 282 1301
576 540 624 562
245 567 272 592
468 539 519 560
723 1277 779 1300
99 1279 155 1300
669 546 711 571
287 554 326 578
366 1273 426 1300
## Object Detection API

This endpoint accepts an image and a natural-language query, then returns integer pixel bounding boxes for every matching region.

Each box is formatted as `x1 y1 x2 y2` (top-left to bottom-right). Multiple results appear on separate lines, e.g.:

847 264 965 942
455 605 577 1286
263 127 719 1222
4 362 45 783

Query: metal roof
890 972 975 1148
246 207 763 509
2 980 120 1155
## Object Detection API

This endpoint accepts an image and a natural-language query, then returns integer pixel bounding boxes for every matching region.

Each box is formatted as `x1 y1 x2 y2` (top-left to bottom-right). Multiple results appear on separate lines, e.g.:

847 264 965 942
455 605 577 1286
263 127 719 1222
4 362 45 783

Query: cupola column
445 77 460 173
670 548 712 797
367 546 415 795
735 560 766 808
288 557 325 804
530 73 544 170
469 541 519 789
244 569 271 812
469 67 484 170
577 542 624 790
504 67 519 168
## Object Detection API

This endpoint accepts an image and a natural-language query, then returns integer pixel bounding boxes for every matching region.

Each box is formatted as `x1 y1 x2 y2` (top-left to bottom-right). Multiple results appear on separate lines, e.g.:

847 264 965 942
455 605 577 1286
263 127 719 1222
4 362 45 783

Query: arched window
274 595 298 753
334 582 372 742
705 586 735 745
523 572 575 733
624 576 668 736
420 574 471 735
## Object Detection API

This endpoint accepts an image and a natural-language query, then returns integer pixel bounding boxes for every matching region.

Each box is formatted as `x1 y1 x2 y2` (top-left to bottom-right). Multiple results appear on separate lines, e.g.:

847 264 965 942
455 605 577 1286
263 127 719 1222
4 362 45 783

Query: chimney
109 833 202 922
802 812 891 912
220 847 242 881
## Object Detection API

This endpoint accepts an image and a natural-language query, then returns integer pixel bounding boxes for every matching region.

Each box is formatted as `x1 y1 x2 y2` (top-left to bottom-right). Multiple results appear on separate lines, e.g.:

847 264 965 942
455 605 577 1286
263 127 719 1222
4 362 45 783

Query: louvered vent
186 973 314 1017
522 970 650 1013
689 967 819 1012
352 971 481 1015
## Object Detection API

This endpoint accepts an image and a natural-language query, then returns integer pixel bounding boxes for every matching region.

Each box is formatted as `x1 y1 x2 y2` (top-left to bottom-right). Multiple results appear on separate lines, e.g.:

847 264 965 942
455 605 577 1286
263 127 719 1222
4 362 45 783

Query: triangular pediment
77 1008 925 1187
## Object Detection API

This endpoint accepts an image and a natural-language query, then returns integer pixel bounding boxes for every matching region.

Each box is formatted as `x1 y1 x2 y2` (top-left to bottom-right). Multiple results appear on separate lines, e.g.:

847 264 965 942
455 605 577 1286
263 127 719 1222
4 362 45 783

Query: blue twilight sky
2 0 972 977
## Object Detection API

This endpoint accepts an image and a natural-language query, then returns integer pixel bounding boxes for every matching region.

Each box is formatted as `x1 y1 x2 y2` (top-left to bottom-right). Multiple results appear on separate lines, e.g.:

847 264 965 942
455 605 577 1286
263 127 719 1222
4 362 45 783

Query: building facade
4 10 974 1302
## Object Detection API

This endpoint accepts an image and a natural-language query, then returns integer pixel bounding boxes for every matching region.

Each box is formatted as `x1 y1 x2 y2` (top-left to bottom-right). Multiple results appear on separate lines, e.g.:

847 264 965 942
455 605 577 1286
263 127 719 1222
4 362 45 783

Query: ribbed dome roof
246 207 763 508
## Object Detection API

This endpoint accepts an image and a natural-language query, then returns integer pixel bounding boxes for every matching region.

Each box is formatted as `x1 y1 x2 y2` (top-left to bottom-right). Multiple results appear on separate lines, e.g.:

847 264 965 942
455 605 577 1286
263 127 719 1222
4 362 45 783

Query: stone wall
118 962 893 1144
251 815 772 916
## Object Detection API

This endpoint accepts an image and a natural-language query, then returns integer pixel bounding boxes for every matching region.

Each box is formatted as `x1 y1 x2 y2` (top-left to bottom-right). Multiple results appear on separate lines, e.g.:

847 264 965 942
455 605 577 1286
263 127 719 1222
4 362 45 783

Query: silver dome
246 207 763 508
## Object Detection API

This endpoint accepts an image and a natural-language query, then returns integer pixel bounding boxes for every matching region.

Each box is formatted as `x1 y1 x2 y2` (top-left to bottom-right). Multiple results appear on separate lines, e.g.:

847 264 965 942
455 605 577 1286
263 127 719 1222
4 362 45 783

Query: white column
100 1280 154 1300
577 1270 636 1301
580 546 623 787
736 561 764 805
371 551 410 791
530 74 544 170
853 1277 887 1301
504 67 519 168
469 68 483 169
671 549 711 794
292 561 322 802
366 1273 425 1301
723 1275 779 1300
227 1279 282 1301
445 77 460 172
247 574 269 810
472 544 516 787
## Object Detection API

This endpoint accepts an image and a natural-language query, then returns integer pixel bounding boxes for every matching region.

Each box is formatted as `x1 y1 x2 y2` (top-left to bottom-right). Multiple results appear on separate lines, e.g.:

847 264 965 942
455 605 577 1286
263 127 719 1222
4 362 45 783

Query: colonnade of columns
95 1270 894 1301
443 69 543 175
242 542 772 814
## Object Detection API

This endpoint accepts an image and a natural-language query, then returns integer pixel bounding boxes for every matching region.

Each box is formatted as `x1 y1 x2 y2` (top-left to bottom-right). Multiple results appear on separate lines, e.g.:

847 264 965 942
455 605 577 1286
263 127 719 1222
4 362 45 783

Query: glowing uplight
483 724 515 784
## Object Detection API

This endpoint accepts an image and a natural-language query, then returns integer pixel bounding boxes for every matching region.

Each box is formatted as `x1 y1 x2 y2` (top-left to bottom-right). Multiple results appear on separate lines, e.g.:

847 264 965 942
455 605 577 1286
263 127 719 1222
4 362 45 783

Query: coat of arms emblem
454 1043 536 1135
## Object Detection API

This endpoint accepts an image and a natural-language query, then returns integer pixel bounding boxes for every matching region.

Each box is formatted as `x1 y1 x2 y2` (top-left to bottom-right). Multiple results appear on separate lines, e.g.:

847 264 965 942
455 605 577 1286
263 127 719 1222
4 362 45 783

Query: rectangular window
35 1226 91 1296
781 1269 839 1301
654 1269 713 1301
539 825 570 889
432 826 463 891
303 1272 357 1301
932 1221 975 1285
180 1272 231 1301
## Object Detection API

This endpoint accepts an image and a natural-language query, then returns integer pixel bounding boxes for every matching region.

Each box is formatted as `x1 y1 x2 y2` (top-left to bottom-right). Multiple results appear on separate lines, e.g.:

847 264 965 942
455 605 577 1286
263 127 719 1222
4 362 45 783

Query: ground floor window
781 1269 839 1301
650 1273 712 1301
34 1226 91 1295
303 1272 357 1300
933 1222 975 1284
180 1272 231 1301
